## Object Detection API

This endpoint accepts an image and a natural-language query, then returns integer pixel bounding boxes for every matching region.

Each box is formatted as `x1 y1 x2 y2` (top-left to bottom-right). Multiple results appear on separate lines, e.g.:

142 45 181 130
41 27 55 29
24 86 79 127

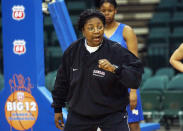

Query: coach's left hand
54 112 64 130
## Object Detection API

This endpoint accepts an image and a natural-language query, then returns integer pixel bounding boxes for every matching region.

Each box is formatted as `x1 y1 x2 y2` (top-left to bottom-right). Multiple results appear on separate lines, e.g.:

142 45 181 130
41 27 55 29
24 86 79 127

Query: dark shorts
64 111 130 131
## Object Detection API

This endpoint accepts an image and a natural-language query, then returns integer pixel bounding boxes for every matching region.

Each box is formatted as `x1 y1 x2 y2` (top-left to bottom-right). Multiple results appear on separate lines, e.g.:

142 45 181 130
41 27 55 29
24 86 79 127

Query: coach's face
82 17 104 47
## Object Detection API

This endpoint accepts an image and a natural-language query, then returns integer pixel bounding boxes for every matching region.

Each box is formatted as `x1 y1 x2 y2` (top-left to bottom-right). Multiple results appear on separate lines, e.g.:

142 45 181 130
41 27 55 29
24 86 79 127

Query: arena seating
147 0 183 71
155 67 175 79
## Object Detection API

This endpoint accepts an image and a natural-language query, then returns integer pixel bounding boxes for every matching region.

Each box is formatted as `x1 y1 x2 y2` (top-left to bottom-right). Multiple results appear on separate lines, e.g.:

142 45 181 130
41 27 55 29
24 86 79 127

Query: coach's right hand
54 112 64 130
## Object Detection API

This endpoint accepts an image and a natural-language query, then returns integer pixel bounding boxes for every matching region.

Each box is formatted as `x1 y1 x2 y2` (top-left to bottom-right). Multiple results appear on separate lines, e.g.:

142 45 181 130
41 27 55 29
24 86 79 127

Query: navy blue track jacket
52 37 144 116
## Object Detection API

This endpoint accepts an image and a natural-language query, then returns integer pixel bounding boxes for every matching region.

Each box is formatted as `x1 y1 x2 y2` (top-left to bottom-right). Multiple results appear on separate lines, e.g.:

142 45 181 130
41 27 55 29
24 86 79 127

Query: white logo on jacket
73 68 78 71
93 70 105 77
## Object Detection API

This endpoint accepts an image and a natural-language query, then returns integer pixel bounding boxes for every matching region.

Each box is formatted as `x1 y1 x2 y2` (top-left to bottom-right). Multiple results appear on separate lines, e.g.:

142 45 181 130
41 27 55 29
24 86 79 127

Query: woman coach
51 9 144 131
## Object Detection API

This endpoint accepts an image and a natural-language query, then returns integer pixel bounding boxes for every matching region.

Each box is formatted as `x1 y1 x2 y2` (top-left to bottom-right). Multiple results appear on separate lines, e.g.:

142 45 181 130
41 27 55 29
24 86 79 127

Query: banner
0 0 59 130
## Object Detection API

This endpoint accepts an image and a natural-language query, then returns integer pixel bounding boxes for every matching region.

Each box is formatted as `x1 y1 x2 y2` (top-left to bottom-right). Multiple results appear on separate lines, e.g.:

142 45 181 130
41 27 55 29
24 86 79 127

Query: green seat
141 67 153 87
51 31 59 46
157 0 177 12
47 46 62 57
141 91 164 122
0 50 3 74
47 46 62 71
170 12 183 28
167 74 183 91
142 67 153 81
0 74 4 91
141 91 162 111
0 18 2 49
44 31 49 46
148 27 170 44
169 43 181 57
0 3 1 14
49 75 57 91
163 63 183 128
141 75 169 121
163 91 183 114
45 70 57 91
70 15 78 25
141 75 168 93
149 12 171 28
0 17 1 28
155 67 175 79
67 1 86 13
147 44 169 70
170 27 183 54
170 27 183 43
0 32 2 49
171 27 183 40
176 1 183 11
162 91 183 128
44 16 54 40
44 15 53 27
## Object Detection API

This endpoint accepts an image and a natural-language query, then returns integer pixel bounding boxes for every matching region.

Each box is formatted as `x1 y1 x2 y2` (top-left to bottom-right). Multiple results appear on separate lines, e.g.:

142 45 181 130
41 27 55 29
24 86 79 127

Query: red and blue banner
0 0 59 130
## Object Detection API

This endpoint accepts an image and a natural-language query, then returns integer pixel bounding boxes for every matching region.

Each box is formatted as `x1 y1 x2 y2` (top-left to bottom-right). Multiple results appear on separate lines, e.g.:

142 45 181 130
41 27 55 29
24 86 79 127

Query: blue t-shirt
104 23 127 49
104 23 144 123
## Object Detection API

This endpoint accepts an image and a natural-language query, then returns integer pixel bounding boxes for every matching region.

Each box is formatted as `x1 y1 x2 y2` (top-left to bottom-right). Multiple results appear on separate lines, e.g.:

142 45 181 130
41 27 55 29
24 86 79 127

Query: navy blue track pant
64 111 129 131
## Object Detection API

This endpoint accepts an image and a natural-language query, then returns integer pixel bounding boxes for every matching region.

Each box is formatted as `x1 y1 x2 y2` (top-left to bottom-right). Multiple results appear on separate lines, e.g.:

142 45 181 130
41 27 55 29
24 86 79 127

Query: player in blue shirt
96 0 144 131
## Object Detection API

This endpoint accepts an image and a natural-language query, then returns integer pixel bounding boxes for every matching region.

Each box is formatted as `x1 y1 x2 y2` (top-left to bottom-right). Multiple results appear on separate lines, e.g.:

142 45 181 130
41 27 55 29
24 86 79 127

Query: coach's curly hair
77 9 105 31
95 0 117 8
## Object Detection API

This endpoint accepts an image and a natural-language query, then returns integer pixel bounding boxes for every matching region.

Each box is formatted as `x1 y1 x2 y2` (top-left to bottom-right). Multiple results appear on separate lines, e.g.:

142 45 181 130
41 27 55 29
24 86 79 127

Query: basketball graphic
5 91 38 130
